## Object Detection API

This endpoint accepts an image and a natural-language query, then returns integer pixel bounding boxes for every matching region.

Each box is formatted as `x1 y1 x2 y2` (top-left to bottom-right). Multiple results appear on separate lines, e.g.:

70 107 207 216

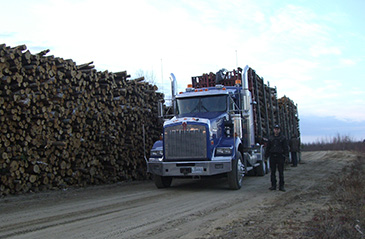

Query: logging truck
147 66 300 190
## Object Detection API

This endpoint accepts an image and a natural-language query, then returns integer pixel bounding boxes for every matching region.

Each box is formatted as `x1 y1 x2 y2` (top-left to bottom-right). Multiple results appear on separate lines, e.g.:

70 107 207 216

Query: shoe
269 186 276 190
279 187 286 192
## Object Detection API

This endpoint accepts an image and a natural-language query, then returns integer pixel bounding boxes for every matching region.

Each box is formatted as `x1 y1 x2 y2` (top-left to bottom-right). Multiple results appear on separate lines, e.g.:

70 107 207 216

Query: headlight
150 150 163 157
149 157 163 162
216 147 233 156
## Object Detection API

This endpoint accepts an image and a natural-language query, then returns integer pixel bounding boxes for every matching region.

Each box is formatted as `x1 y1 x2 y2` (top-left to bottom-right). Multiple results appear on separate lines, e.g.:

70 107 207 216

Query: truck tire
227 152 245 190
153 175 172 188
256 146 266 176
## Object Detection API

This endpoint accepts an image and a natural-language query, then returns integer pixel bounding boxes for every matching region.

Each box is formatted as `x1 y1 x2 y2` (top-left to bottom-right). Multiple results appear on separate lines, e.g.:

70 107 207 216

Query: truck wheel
255 146 266 176
154 175 172 188
228 152 245 190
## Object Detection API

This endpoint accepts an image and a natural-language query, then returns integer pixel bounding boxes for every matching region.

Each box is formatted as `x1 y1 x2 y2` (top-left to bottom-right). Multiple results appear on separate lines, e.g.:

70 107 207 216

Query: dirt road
0 151 357 239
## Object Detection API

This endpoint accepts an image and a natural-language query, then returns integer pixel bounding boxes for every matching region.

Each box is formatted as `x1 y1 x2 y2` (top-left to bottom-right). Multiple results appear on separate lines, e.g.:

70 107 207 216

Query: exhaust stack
170 73 177 114
170 73 177 101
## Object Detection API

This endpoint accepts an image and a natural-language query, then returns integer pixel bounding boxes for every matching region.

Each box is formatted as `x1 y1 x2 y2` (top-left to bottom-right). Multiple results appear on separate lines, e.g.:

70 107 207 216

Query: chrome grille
165 124 207 160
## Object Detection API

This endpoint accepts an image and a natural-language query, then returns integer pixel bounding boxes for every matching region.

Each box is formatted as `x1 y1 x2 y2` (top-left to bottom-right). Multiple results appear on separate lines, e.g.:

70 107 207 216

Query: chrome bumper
148 160 232 176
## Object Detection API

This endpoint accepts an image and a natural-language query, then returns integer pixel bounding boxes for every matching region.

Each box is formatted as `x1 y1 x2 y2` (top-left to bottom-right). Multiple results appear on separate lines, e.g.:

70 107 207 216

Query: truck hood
164 112 227 128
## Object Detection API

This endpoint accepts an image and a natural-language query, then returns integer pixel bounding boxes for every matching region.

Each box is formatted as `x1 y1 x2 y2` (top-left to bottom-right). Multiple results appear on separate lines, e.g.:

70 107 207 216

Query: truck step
246 166 253 171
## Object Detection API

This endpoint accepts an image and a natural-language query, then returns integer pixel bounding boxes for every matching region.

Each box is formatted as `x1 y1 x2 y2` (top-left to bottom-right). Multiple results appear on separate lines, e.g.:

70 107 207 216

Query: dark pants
270 155 285 188
291 152 298 166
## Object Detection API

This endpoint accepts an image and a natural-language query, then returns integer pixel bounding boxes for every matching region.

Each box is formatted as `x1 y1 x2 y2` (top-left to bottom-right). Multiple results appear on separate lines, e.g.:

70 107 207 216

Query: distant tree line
302 134 365 153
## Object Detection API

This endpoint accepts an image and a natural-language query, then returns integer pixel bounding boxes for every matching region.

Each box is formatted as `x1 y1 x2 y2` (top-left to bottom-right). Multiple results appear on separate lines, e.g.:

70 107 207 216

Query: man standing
265 125 289 192
289 134 300 167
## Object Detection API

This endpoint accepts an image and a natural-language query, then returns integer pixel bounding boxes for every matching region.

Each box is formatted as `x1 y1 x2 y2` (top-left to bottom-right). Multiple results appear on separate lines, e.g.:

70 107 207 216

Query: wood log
0 43 163 196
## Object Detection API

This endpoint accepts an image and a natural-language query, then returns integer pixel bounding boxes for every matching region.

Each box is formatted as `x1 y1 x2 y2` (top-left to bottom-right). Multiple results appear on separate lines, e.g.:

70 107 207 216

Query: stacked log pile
0 44 163 196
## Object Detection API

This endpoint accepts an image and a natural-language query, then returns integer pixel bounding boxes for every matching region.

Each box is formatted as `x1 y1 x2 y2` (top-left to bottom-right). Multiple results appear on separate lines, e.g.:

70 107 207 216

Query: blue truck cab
147 66 268 190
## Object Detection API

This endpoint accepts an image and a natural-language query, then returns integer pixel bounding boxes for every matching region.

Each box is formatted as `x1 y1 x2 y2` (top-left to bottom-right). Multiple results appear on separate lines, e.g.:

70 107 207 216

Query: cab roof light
186 84 195 92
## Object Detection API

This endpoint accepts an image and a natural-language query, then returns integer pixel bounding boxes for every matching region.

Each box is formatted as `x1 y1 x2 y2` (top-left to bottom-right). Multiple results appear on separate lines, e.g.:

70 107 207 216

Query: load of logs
191 67 300 142
277 96 300 140
247 68 299 141
0 44 163 196
246 67 279 141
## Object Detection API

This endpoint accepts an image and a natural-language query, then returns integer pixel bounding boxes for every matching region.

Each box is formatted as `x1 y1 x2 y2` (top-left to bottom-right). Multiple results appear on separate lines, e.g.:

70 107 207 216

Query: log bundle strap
0 44 163 196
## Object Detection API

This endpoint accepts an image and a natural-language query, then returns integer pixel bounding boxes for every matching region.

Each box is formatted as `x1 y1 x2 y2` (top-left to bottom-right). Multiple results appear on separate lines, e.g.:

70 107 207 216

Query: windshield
177 95 227 115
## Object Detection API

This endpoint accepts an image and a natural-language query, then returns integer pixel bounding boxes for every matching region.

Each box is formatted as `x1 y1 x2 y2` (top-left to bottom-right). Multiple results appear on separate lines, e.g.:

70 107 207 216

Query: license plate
192 167 203 173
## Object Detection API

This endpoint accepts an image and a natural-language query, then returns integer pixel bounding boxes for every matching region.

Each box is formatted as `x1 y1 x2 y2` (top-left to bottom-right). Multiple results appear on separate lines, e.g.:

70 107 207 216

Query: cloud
269 5 325 41
310 45 342 57
0 32 16 38
340 58 356 66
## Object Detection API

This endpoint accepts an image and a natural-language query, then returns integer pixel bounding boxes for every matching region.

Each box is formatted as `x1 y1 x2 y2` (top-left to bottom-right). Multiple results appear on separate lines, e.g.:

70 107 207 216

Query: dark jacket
289 137 300 152
265 133 289 159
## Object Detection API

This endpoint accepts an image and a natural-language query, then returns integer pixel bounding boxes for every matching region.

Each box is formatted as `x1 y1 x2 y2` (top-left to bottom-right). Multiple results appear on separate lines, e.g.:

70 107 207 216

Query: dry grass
302 154 365 239
301 135 365 238
302 134 365 153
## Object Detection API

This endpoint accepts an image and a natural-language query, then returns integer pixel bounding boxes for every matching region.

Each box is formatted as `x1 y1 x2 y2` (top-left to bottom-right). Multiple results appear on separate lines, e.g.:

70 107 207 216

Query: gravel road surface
0 151 356 239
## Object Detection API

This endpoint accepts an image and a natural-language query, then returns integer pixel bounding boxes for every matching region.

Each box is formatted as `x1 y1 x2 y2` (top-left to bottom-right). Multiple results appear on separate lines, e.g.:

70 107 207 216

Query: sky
1 0 364 143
